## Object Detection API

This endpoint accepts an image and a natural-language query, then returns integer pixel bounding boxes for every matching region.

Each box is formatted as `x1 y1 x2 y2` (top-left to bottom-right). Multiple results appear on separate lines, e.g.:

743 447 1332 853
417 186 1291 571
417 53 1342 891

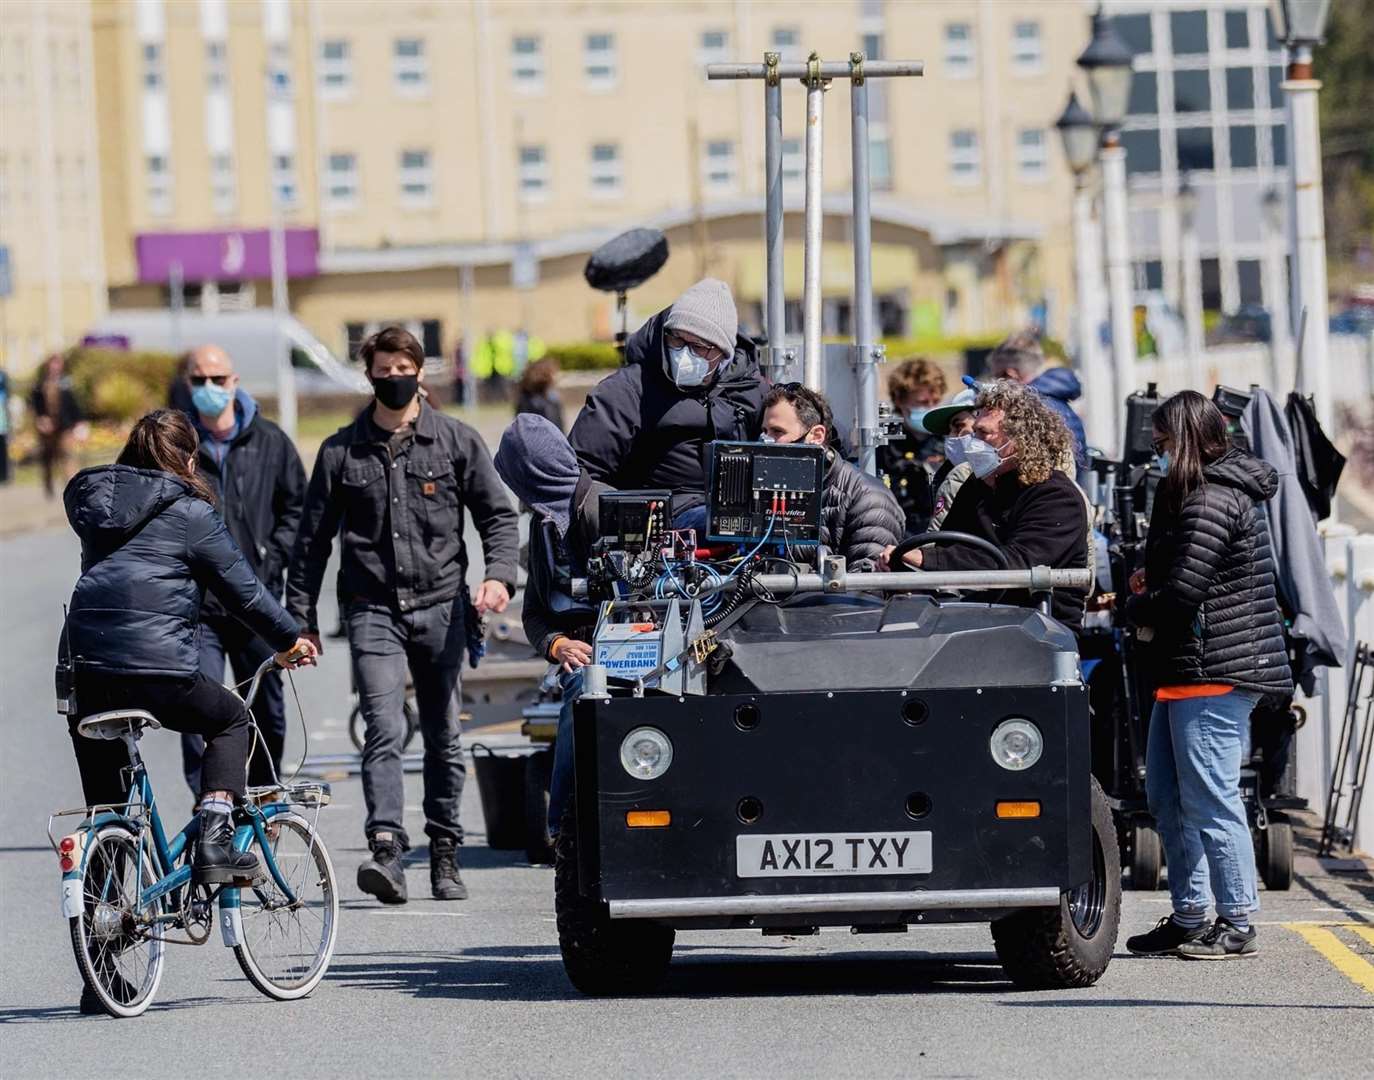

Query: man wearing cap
920 387 979 531
569 278 764 524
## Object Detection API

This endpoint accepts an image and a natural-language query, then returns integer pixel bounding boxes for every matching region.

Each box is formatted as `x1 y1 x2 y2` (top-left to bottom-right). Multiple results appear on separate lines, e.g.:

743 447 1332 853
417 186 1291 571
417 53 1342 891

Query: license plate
736 831 932 878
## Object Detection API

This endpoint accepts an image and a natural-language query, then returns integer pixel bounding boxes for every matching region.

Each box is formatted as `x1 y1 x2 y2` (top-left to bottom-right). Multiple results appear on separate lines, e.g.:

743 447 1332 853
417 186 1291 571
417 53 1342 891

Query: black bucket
470 743 528 850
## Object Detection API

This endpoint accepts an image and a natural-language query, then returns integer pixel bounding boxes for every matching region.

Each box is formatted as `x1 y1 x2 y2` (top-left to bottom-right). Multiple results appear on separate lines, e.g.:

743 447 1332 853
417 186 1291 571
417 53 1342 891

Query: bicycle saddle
77 709 162 741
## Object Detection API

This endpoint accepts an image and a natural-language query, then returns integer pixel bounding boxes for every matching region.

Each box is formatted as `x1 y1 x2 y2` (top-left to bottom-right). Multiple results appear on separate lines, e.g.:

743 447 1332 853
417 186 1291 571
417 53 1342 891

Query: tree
1316 3 1374 278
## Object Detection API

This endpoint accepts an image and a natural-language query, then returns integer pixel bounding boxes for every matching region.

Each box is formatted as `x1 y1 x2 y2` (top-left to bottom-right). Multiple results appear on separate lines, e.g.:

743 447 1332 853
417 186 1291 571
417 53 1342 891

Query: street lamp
1054 91 1098 177
1271 0 1334 429
1177 173 1205 393
1077 7 1137 453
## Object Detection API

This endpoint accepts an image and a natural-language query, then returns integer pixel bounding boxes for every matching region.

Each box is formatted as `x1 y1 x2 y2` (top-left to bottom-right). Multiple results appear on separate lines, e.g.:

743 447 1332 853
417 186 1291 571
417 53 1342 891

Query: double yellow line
1283 922 1374 994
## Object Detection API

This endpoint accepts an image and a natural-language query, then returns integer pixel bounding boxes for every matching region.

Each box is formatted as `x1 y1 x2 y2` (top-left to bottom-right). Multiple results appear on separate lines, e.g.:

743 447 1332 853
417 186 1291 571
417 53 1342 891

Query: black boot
194 808 262 885
430 838 468 901
357 833 408 904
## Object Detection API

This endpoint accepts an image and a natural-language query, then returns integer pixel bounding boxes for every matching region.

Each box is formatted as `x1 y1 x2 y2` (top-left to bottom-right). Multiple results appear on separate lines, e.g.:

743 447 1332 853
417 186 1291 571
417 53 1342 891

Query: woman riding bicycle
61 409 317 885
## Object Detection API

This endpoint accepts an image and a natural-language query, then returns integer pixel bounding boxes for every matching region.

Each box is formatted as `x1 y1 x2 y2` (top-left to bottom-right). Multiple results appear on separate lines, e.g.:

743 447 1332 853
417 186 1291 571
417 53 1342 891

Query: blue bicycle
50 657 338 1018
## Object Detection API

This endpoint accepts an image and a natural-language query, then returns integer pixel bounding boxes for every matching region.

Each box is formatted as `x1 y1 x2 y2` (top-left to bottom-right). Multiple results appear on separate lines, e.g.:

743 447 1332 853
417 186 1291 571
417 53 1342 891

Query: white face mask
666 344 711 388
965 436 1011 479
759 432 777 444
944 434 970 467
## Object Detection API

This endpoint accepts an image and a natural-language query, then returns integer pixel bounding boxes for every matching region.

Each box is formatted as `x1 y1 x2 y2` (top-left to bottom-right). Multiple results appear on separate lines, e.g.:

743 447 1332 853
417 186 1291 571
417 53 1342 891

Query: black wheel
1259 813 1294 891
1126 821 1164 891
349 699 420 754
554 803 673 995
991 778 1122 990
523 749 555 865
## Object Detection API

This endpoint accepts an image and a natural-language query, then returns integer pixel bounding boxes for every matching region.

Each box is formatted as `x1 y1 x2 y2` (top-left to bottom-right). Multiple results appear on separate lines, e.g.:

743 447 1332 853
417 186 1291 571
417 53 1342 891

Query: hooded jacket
1126 449 1293 697
568 307 765 505
62 466 299 677
1028 367 1088 467
821 451 904 567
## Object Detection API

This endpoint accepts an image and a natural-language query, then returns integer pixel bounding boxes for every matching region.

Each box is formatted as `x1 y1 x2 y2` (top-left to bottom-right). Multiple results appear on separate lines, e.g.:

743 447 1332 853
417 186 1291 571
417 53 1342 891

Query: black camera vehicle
553 441 1116 995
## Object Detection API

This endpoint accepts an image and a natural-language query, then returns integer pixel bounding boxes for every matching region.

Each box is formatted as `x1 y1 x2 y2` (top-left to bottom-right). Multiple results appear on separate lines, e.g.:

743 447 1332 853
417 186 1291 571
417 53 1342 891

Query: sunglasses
189 374 231 386
1152 437 1168 455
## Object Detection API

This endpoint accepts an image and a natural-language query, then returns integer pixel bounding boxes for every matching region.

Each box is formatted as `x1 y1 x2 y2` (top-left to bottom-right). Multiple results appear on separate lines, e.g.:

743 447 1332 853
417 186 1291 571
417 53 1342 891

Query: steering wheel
889 531 1010 573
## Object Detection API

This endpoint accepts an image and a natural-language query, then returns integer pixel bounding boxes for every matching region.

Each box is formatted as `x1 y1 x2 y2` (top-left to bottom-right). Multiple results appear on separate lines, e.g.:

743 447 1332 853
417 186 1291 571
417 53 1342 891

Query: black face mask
372 374 419 410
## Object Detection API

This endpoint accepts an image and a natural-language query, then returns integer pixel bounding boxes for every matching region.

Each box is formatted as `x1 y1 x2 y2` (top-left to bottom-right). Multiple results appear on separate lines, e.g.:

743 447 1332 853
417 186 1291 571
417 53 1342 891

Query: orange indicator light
996 801 1041 819
626 810 672 828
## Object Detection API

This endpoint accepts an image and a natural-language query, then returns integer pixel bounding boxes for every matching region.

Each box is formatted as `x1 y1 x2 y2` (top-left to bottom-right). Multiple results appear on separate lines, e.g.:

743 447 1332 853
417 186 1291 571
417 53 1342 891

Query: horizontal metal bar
707 60 924 81
608 886 1060 919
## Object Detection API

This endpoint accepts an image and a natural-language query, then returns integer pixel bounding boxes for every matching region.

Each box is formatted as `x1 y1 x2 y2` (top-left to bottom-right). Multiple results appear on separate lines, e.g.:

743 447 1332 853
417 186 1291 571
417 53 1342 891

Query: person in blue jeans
1123 391 1293 960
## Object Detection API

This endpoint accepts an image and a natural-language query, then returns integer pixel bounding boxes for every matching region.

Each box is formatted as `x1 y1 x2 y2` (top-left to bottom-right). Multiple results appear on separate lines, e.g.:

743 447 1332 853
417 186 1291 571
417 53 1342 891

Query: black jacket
569 308 765 504
878 422 939 533
30 377 83 433
1126 450 1293 697
822 451 904 568
920 469 1089 629
62 466 299 677
522 472 607 661
515 389 565 432
286 400 519 632
194 393 305 622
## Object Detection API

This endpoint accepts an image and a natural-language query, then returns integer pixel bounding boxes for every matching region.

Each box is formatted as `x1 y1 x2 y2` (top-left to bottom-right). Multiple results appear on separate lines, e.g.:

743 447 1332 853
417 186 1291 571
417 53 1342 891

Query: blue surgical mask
965 436 1009 479
1157 451 1170 475
944 434 970 467
908 407 931 430
191 382 233 417
666 344 710 388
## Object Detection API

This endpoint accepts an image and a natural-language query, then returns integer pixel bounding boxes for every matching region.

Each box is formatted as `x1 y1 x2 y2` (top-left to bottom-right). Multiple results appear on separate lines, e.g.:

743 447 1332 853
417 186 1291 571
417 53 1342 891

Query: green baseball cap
920 388 978 436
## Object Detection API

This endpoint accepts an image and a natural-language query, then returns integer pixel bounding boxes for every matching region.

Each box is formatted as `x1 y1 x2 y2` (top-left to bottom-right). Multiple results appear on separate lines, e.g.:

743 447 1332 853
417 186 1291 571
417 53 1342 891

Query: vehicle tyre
554 803 674 995
1259 813 1293 891
349 699 420 754
1126 821 1163 891
991 778 1121 990
523 749 555 865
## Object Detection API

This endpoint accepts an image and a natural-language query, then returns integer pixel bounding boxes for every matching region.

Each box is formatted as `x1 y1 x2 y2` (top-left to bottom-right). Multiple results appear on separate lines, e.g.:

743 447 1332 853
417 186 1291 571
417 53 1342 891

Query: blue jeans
548 669 583 836
1145 691 1260 920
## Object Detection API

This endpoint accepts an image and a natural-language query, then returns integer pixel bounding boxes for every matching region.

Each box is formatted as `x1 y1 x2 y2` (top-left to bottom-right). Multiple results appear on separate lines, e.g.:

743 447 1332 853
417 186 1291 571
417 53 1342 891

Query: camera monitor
596 491 672 554
707 441 825 545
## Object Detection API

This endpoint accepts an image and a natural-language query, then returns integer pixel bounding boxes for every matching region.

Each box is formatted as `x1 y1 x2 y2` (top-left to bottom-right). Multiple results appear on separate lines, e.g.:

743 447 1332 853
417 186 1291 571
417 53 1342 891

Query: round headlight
990 718 1043 771
619 727 673 780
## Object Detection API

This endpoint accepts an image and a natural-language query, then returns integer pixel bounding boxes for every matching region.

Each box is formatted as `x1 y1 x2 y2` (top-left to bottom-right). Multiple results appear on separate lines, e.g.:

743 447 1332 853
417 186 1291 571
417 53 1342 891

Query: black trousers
70 671 254 802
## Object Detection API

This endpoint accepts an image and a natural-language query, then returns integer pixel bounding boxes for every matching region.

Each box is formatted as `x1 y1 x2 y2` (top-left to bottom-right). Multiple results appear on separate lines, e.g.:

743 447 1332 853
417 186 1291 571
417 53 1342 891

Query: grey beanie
664 278 738 358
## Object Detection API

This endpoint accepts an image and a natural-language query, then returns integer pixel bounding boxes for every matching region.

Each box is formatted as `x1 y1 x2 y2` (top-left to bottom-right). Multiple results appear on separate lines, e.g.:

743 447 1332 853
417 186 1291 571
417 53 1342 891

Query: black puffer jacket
1126 449 1293 697
569 308 765 505
63 466 299 677
822 451 904 567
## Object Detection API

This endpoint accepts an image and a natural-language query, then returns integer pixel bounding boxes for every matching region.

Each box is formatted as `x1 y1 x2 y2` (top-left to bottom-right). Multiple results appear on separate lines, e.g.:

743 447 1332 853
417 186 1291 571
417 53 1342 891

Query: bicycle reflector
57 833 85 873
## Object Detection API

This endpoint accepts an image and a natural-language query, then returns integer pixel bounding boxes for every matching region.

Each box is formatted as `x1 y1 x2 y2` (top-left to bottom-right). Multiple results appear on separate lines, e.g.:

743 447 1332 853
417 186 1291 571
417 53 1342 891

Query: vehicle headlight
619 727 673 780
990 718 1043 771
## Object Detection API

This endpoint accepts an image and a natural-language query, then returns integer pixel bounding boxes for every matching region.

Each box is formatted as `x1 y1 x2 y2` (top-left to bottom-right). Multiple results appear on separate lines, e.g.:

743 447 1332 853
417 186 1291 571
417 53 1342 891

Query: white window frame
588 142 623 199
399 148 434 207
781 136 803 185
702 139 737 194
319 39 353 98
325 151 359 211
205 40 228 92
943 22 975 78
210 152 236 216
948 129 981 186
511 35 545 93
142 41 164 90
272 153 299 209
518 144 549 202
145 153 172 216
583 32 617 90
771 26 801 61
1015 127 1049 182
1011 20 1044 75
698 29 729 68
393 38 428 96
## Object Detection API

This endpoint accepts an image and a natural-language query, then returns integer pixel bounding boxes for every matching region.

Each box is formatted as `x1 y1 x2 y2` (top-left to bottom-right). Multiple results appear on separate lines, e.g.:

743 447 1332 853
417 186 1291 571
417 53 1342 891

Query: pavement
3 523 1374 1079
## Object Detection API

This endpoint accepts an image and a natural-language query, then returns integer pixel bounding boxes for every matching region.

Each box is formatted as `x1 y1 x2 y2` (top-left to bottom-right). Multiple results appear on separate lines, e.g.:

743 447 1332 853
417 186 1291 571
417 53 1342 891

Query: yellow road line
1284 923 1374 995
1352 926 1374 950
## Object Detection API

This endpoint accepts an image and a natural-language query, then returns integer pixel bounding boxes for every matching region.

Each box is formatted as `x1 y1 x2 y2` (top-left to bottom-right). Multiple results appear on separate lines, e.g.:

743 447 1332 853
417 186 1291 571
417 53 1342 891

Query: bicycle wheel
232 812 338 1000
69 825 166 1018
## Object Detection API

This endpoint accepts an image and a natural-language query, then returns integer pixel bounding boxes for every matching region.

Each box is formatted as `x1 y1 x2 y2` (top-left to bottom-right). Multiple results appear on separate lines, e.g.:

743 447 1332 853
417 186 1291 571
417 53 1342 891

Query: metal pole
709 60 924 80
802 60 826 391
849 54 878 476
1072 181 1113 452
269 200 296 440
763 53 785 371
1100 138 1136 442
1181 215 1205 393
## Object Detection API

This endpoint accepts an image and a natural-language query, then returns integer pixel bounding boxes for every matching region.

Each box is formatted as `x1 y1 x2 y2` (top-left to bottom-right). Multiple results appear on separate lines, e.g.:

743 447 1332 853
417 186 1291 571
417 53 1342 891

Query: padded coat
821 451 904 568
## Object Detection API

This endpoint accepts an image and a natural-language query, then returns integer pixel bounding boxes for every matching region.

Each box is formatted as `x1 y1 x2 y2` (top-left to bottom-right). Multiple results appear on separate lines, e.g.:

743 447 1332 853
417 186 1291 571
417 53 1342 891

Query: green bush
90 371 151 422
545 342 622 371
60 348 181 422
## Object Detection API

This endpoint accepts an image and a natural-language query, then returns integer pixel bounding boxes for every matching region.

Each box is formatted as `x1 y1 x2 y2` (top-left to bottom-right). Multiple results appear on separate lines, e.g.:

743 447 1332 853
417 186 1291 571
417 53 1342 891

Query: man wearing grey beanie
569 277 764 520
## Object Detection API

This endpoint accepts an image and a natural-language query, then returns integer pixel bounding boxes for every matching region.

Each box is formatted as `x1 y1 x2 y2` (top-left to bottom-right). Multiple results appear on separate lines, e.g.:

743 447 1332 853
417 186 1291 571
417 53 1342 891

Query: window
320 39 352 95
146 154 171 215
1015 128 1047 181
1173 70 1211 114
1267 66 1284 108
325 152 358 209
1226 67 1254 110
1011 21 1043 74
394 38 428 93
870 125 893 191
518 144 549 199
1171 11 1209 53
948 129 980 185
1110 14 1152 56
588 142 623 197
399 148 433 205
1122 128 1161 174
699 29 728 67
210 153 235 215
1128 71 1158 117
512 35 544 91
583 33 616 88
1237 259 1263 304
1134 260 1164 291
1225 10 1250 49
272 153 298 207
205 40 228 91
1201 258 1222 310
142 42 164 90
1176 127 1214 171
771 26 800 60
944 23 974 76
781 137 803 184
1271 123 1287 167
702 139 736 193
1230 125 1258 168
268 42 291 96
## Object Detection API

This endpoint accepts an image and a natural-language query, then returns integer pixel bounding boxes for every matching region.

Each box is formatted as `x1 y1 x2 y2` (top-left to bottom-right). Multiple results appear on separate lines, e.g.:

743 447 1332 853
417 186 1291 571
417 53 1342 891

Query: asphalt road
3 525 1373 1079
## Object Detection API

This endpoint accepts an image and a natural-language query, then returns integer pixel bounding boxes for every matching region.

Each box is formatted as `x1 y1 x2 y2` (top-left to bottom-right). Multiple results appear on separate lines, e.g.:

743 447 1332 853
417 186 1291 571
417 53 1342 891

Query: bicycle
50 655 339 1018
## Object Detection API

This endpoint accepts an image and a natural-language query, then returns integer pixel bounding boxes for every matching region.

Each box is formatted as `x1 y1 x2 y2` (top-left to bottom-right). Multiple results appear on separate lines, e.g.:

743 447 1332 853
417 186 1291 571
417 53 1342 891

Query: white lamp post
1270 0 1334 428
1078 8 1137 451
1177 172 1206 393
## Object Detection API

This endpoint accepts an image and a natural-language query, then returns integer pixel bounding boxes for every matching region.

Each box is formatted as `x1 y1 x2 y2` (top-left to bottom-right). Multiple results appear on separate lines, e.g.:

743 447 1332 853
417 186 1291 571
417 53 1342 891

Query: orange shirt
1155 684 1234 701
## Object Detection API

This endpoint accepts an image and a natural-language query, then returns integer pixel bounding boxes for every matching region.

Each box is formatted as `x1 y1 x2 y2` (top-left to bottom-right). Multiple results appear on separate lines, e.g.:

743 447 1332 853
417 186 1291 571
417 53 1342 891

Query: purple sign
135 228 319 284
